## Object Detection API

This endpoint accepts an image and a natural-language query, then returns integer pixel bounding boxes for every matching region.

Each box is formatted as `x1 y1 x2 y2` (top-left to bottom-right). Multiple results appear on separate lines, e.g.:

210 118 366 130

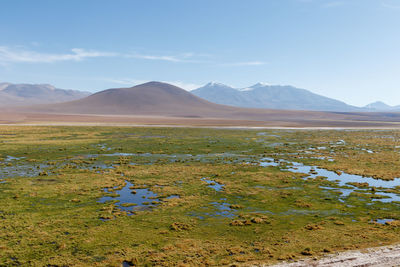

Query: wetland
1 126 400 266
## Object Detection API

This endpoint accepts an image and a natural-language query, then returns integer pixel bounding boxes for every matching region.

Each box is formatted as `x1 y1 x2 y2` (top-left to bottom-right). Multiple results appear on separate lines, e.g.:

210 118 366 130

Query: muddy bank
269 244 400 267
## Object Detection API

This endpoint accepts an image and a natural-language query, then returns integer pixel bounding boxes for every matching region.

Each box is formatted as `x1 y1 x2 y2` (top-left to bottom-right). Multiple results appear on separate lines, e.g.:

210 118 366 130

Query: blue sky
1 0 399 106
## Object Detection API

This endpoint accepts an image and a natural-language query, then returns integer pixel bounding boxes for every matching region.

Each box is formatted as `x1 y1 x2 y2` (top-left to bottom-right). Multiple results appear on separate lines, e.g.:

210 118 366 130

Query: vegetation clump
170 222 190 231
305 224 324 230
301 247 313 256
386 220 400 227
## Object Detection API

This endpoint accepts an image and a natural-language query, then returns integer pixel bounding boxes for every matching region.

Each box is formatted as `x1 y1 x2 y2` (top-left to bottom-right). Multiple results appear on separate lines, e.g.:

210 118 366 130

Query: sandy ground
268 244 400 267
2 111 400 128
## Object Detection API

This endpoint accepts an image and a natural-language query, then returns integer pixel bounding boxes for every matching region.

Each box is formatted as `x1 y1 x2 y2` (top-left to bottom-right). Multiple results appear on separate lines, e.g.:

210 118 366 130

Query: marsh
1 126 400 266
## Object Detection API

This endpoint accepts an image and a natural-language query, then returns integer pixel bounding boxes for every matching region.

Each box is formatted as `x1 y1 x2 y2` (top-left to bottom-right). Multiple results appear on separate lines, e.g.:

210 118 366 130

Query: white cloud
0 45 267 69
382 2 400 9
322 1 345 8
127 53 266 67
166 81 202 91
105 78 201 91
221 61 267 67
0 46 116 63
126 53 184 62
106 78 148 86
296 0 346 8
126 52 207 63
0 46 199 64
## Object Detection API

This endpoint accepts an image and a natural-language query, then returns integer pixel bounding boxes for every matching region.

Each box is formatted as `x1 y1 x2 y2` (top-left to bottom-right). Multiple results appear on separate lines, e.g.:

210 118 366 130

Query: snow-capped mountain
191 82 361 112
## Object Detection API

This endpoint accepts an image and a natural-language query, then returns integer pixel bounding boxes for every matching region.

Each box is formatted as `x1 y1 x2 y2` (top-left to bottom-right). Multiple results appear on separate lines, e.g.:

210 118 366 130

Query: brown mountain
28 81 239 117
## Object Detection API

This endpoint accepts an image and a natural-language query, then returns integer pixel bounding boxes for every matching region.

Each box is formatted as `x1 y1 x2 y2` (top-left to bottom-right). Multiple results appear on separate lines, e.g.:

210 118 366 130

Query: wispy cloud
127 53 185 62
105 78 148 86
322 1 345 8
221 61 267 67
167 80 202 90
0 45 267 69
170 81 203 91
382 1 400 9
296 0 346 8
0 46 203 65
127 53 266 67
126 52 207 63
0 46 116 63
105 78 201 91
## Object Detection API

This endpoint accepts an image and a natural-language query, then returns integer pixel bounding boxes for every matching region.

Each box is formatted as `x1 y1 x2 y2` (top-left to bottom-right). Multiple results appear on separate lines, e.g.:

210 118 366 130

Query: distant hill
0 83 11 90
363 101 400 112
192 82 361 112
30 81 239 117
0 82 91 106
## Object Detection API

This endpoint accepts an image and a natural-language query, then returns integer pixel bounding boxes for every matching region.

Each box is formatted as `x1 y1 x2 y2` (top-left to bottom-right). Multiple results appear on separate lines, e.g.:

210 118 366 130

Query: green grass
1 126 400 266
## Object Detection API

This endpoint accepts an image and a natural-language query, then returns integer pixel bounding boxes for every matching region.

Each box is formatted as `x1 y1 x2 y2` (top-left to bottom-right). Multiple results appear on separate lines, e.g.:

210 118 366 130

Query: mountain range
0 82 91 106
14 81 400 129
0 81 399 113
191 82 396 112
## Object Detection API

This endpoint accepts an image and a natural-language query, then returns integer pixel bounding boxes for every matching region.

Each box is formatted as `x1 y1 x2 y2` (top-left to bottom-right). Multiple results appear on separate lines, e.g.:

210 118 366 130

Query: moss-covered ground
1 126 400 266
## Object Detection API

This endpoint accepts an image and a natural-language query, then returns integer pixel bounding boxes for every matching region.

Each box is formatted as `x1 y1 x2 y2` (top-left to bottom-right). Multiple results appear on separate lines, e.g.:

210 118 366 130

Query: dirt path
269 244 400 267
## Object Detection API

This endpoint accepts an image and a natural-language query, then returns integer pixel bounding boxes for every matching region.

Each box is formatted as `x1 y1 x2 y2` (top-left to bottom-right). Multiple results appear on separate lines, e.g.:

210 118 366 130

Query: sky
1 0 400 106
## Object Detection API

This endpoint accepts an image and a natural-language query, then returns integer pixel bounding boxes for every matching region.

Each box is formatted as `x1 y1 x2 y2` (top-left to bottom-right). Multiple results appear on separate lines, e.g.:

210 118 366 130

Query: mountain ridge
192 82 361 112
0 82 91 107
14 81 400 128
363 101 400 112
